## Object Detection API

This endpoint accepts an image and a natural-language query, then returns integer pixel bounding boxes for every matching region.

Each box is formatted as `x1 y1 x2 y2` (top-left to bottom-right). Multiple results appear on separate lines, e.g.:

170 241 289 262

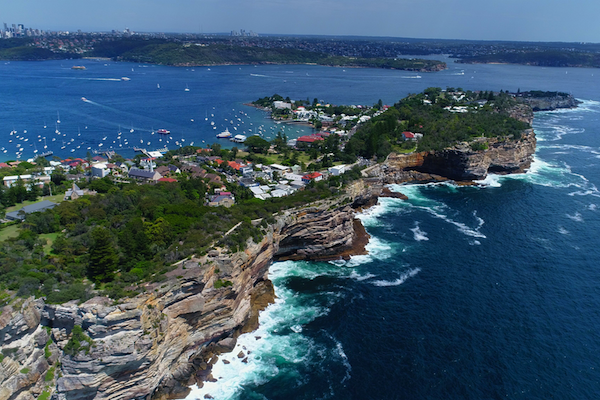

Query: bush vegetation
343 87 531 159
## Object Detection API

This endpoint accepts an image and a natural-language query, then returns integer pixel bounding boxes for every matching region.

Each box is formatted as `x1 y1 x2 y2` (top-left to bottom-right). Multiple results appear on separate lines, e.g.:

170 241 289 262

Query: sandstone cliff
517 94 580 112
0 202 369 400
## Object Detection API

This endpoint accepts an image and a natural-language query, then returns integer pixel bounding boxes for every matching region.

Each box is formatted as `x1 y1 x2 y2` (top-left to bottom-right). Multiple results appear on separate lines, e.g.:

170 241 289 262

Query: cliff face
275 204 368 262
364 127 537 183
0 203 368 400
417 129 537 180
518 94 580 111
0 234 277 400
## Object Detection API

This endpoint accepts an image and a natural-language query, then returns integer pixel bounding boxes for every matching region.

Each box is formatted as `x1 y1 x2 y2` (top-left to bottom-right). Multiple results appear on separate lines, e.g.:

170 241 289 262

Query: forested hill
343 88 532 159
92 40 445 71
457 50 600 68
0 38 78 61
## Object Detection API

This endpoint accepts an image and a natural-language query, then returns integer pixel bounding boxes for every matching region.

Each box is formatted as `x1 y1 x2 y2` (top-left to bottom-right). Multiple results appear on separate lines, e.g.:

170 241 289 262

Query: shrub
214 279 233 289
44 339 52 359
63 325 94 356
45 366 55 382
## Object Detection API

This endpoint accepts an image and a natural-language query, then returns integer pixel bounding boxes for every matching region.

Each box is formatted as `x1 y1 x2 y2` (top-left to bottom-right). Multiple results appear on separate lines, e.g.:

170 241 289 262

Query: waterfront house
91 163 110 178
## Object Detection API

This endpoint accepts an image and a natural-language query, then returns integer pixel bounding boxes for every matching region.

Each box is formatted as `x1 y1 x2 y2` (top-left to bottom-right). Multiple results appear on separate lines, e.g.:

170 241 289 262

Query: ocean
2 57 599 399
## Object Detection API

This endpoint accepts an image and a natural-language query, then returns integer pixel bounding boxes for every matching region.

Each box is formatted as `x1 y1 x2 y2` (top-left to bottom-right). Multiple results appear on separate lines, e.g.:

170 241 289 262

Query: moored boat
216 128 232 138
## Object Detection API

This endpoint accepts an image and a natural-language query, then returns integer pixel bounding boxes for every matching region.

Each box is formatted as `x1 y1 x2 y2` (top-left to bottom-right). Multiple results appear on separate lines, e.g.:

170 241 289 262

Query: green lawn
39 232 59 254
0 225 60 250
0 224 20 241
4 194 63 214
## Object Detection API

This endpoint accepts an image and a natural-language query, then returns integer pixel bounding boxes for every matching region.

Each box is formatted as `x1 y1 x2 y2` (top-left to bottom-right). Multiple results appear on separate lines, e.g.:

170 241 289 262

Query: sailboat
184 84 190 92
56 111 60 124
130 124 134 133
157 83 160 89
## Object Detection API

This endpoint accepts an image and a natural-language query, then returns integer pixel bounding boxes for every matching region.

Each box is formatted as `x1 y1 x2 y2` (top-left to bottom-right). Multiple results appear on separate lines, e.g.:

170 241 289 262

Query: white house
273 101 292 109
328 165 346 176
91 163 110 178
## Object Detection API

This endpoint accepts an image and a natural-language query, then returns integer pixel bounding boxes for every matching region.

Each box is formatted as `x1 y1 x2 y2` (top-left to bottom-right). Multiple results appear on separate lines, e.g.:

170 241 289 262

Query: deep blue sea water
2 57 599 399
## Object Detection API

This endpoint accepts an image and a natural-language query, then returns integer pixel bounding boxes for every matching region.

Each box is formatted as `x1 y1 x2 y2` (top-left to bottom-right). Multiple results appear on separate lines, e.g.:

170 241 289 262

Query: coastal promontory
0 87 579 400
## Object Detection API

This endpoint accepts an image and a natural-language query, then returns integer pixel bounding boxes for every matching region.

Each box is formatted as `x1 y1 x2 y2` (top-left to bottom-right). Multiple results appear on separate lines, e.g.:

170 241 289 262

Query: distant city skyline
2 0 600 43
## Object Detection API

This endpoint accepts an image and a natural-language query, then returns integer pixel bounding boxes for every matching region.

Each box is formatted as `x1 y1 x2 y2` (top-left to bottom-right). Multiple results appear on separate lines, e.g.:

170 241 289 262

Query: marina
0 60 327 161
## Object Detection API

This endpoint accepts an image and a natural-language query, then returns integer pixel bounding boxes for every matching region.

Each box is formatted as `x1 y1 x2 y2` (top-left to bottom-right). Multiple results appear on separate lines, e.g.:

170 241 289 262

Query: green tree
210 142 221 156
88 227 118 283
244 136 270 154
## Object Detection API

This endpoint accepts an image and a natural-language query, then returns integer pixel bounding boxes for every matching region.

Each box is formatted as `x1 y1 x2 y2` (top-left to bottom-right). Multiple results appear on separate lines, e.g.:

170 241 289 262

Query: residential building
302 172 323 183
208 194 235 207
128 168 162 182
3 174 50 188
91 163 110 178
5 200 57 221
402 131 416 141
328 165 346 176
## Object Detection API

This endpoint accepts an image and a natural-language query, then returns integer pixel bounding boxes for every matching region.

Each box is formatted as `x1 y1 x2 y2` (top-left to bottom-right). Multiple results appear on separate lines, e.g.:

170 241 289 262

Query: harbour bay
2 58 600 399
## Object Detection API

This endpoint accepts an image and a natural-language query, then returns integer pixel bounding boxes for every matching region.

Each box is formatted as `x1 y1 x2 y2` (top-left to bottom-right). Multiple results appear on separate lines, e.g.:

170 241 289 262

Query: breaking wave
371 268 421 287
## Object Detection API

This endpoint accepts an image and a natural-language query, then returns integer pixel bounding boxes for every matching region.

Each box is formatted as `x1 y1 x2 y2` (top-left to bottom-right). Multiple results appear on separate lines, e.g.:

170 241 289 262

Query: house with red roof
158 177 177 183
297 135 324 144
402 131 416 140
302 172 323 183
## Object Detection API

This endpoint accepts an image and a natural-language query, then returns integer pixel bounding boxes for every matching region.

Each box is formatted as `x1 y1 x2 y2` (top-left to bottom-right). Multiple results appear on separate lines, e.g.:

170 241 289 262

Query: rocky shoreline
0 99 578 400
0 197 378 400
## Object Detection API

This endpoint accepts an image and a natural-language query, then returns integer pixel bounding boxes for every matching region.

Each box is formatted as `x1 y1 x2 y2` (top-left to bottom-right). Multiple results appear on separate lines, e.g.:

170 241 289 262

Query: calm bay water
2 57 599 399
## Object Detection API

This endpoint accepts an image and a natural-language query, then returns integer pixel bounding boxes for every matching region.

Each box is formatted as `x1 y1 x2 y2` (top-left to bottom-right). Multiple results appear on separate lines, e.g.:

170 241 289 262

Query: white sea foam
566 212 584 222
410 222 429 241
371 268 421 287
558 227 570 235
186 261 340 400
356 196 404 227
414 205 486 239
475 173 502 187
389 184 488 240
344 235 394 267
332 336 352 383
587 204 597 211
348 270 377 281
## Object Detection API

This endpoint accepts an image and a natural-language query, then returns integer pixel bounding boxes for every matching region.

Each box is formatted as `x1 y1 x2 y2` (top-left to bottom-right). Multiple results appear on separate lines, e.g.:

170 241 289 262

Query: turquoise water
2 58 599 399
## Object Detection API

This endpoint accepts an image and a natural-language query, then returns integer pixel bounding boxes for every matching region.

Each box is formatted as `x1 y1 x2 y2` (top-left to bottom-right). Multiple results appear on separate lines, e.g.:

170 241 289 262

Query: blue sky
4 0 600 43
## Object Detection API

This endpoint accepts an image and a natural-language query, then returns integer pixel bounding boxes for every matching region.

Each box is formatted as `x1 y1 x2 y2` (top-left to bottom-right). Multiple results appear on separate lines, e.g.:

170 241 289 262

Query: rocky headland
517 93 581 112
0 98 577 400
0 198 375 400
